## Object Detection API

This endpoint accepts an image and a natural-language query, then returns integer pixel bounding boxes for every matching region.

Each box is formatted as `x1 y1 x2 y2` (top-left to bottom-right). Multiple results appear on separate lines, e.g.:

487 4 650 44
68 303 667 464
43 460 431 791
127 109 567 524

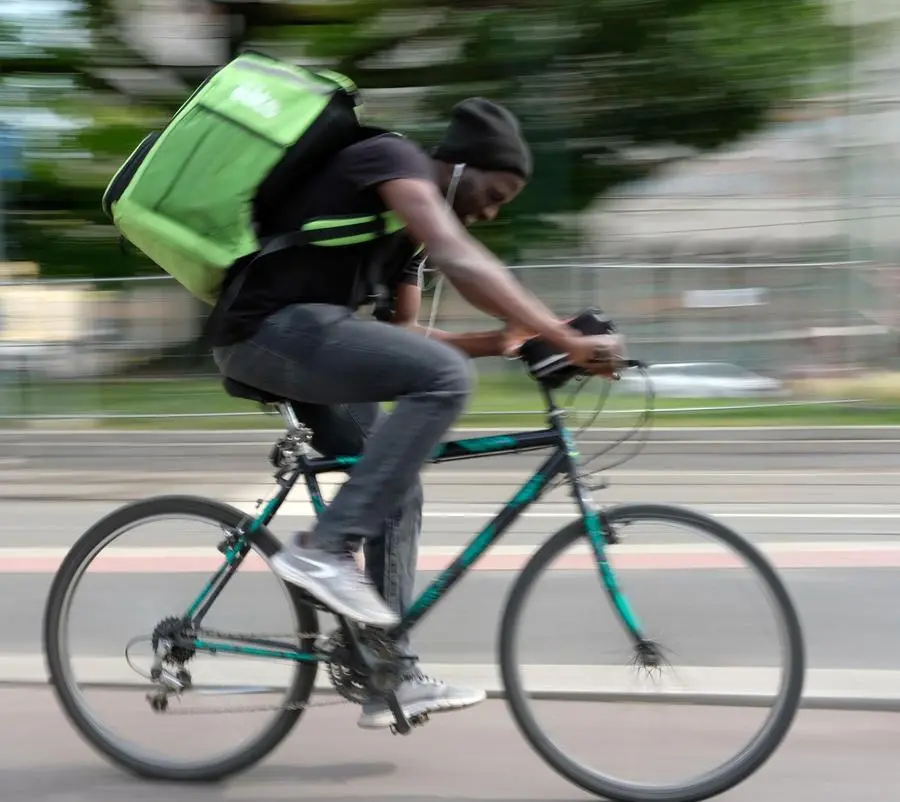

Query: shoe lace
403 668 444 686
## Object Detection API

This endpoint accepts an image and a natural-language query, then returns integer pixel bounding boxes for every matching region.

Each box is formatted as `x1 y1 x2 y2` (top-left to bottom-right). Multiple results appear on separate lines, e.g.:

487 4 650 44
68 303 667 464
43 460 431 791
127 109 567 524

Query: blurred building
1 0 899 420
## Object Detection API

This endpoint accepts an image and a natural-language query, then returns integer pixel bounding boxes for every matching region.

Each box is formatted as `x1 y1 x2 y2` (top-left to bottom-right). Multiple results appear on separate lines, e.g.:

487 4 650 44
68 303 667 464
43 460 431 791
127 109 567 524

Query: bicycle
42 353 805 802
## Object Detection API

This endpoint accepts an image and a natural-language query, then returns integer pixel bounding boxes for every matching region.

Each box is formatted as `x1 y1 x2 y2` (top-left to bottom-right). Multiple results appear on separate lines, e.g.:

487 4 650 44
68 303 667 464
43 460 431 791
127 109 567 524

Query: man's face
453 168 526 227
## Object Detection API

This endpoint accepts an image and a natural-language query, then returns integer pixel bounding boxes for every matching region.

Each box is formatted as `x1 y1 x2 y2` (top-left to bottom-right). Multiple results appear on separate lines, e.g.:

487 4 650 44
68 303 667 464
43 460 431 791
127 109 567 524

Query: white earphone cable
424 162 464 336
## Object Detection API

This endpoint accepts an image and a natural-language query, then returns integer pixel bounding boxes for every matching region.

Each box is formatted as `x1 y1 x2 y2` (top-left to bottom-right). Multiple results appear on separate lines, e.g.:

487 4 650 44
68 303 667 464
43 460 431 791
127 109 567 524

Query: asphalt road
1 495 898 694
2 426 900 479
6 557 900 669
2 689 898 801
0 429 897 798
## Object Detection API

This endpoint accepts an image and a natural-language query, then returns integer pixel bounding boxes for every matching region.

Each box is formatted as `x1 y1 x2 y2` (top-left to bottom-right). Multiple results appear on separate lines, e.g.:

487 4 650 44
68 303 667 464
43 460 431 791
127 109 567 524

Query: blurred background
1 0 899 427
2 5 900 797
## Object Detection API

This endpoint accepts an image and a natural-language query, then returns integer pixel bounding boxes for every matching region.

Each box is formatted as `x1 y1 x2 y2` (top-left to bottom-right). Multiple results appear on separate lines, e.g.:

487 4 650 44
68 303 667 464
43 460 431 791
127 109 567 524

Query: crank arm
386 691 411 734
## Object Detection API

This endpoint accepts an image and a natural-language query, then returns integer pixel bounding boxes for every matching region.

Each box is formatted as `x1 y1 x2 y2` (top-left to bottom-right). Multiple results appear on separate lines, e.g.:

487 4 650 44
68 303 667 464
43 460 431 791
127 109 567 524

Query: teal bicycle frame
180 386 646 663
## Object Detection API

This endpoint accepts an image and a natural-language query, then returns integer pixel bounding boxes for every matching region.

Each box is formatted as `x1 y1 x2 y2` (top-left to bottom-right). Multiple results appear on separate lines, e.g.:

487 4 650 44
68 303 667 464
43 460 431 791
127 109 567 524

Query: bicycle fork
555 415 662 668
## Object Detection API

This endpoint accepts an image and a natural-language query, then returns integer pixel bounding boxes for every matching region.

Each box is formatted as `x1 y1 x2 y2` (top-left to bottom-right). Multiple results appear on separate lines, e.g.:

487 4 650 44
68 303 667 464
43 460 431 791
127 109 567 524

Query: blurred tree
0 0 859 275
0 1 359 277
300 0 855 259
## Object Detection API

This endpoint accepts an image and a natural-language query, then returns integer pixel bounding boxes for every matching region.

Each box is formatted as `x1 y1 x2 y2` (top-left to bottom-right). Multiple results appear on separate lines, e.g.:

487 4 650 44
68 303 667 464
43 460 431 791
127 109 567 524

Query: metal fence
426 259 897 373
4 1 900 420
0 257 895 421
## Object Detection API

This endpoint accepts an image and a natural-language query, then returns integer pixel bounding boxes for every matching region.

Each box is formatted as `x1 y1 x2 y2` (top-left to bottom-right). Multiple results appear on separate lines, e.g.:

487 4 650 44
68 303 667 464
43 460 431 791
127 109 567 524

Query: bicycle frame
181 387 646 663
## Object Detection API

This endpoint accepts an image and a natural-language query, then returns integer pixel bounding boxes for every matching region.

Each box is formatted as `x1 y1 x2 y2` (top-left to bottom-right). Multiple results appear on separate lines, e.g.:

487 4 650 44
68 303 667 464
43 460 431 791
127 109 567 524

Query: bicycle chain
157 695 345 716
149 628 362 716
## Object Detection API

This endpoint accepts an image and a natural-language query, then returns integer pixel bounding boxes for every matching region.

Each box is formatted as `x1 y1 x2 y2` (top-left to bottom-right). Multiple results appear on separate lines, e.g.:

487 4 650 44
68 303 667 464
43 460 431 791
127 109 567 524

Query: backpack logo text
229 85 280 119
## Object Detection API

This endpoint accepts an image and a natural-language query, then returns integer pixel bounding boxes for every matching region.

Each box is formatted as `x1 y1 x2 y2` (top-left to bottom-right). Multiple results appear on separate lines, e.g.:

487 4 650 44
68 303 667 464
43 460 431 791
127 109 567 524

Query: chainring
324 628 401 704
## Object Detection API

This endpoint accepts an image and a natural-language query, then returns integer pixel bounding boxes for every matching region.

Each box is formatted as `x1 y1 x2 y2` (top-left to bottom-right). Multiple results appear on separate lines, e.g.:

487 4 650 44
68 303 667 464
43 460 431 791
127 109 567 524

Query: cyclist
209 97 625 728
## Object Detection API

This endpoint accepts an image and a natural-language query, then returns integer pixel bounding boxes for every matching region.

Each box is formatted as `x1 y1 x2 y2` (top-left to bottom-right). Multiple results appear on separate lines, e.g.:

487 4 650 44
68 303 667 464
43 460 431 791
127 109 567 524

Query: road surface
1 689 898 801
0 429 897 798
2 427 899 481
1 499 899 673
2 489 899 702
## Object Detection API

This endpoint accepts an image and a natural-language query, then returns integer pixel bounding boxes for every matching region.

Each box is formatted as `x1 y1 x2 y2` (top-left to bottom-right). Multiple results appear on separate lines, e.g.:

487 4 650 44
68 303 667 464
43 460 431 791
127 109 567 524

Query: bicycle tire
43 494 320 783
498 503 805 802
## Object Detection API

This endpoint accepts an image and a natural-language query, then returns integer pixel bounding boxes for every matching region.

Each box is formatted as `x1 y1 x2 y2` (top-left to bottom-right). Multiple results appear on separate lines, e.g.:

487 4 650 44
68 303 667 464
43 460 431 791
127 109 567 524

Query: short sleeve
340 134 436 194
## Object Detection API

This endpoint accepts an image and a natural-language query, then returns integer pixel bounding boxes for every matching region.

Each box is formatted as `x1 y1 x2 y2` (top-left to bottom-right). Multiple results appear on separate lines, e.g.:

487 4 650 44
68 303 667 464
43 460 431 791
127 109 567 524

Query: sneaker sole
271 554 399 628
357 690 488 729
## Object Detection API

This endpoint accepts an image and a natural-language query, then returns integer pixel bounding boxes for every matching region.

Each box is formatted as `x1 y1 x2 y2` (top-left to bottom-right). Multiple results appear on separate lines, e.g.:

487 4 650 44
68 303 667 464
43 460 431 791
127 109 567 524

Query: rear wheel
498 503 805 802
43 495 320 782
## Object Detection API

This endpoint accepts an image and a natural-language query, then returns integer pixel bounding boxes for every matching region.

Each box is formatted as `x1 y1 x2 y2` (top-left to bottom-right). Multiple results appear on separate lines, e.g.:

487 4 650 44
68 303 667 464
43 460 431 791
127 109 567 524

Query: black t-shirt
210 132 435 346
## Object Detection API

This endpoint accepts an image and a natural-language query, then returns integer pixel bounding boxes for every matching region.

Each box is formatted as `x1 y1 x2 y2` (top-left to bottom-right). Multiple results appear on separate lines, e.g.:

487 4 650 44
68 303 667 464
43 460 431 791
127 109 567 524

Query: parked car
617 361 787 398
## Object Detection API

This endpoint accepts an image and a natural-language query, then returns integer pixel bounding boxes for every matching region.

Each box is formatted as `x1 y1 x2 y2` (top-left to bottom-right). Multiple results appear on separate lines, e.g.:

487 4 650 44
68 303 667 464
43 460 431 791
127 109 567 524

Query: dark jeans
212 303 472 656
289 400 423 658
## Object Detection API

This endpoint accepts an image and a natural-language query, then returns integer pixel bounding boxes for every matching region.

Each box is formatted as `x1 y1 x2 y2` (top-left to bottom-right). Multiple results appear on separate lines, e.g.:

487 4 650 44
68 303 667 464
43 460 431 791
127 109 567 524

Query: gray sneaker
357 669 487 729
271 542 399 628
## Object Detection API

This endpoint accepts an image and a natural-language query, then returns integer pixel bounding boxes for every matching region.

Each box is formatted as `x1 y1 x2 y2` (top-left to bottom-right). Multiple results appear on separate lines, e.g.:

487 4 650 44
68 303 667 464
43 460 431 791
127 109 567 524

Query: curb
7 658 900 713
9 679 900 713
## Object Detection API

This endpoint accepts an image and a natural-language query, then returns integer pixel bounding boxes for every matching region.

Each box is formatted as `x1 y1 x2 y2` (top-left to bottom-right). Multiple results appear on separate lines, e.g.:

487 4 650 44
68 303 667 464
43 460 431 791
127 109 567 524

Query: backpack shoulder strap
203 128 412 343
201 230 314 344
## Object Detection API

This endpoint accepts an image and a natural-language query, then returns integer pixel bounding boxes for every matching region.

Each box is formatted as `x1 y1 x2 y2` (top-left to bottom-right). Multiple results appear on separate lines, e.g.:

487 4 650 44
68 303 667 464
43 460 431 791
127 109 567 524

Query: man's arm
391 282 510 358
412 324 508 358
378 176 626 376
378 178 575 352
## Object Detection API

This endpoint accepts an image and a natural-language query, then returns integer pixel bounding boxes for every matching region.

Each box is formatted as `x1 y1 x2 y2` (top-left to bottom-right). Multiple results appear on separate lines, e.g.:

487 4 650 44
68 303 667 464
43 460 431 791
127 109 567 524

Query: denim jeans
211 303 472 657
286 400 423 659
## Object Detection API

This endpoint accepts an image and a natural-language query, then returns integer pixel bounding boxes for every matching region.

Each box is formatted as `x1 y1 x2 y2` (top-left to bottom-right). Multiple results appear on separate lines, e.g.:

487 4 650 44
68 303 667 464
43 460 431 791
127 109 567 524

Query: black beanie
433 97 532 180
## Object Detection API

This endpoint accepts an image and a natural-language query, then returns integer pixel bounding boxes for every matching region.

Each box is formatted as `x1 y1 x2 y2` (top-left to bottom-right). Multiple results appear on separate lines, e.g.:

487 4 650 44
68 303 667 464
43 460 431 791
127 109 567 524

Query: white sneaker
357 669 487 729
271 544 399 628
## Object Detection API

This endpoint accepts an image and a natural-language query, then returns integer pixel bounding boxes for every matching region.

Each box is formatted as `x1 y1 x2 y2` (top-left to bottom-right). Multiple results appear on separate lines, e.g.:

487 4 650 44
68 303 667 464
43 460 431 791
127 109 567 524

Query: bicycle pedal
388 712 429 735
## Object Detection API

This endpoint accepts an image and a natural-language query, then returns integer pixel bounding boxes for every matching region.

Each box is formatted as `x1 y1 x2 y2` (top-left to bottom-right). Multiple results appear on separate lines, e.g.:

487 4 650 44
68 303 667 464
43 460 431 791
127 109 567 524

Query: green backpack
102 51 394 307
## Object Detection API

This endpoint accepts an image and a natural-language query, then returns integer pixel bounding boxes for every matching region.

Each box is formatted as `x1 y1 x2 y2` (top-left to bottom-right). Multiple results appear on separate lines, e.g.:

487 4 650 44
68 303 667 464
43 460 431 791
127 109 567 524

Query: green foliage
1 0 854 274
304 0 850 258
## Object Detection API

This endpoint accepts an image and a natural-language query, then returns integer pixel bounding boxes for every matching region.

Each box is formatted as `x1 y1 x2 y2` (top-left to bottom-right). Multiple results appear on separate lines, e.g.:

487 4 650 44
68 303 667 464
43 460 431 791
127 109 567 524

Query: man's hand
501 321 538 358
565 333 627 378
501 321 627 378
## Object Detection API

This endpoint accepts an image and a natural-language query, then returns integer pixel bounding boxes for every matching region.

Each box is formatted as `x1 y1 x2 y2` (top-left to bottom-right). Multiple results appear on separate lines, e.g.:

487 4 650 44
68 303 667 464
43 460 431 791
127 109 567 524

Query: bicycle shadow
0 761 399 800
2 763 588 801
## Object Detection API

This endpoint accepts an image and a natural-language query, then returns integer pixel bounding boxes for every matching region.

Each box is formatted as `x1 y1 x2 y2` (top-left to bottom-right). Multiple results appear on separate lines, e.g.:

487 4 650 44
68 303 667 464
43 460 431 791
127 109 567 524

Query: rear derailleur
322 624 429 736
144 616 196 713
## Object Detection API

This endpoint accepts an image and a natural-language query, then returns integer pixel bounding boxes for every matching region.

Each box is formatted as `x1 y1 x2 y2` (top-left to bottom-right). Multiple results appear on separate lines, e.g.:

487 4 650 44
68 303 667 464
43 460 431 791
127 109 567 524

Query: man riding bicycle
208 97 625 729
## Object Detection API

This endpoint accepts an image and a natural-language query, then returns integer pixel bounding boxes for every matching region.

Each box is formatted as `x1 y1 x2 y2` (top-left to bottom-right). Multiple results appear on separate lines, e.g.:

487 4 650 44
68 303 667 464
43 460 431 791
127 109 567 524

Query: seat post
277 401 302 432
269 402 313 474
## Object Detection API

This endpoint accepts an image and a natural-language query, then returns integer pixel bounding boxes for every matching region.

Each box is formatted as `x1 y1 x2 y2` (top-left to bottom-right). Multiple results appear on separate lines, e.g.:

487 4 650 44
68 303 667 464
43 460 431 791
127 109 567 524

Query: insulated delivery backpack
102 52 379 307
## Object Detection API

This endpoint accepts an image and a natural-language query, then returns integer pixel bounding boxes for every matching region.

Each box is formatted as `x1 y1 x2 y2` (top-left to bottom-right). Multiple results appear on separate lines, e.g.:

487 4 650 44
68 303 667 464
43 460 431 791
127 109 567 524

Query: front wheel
498 503 805 802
